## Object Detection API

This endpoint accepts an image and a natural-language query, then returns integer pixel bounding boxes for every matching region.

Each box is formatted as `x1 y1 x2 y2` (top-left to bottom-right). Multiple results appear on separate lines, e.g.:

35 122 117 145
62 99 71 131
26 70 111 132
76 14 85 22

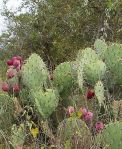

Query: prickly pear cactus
112 100 122 121
57 117 92 149
53 62 77 98
21 53 49 90
94 39 107 58
0 93 13 133
10 123 26 148
77 61 84 90
19 88 31 105
76 48 106 85
99 121 122 149
31 89 59 119
104 43 122 85
84 60 106 84
77 48 98 65
94 81 105 107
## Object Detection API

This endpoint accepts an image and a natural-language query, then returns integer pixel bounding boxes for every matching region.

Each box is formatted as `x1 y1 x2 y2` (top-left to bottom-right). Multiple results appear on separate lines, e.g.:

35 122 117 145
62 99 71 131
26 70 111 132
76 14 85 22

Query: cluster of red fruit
67 106 93 122
2 56 23 93
67 106 104 133
66 89 104 133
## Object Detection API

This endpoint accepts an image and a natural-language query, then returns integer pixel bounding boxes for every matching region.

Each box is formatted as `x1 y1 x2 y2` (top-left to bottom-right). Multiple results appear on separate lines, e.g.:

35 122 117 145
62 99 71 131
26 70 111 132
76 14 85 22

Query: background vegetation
0 0 122 149
0 0 122 71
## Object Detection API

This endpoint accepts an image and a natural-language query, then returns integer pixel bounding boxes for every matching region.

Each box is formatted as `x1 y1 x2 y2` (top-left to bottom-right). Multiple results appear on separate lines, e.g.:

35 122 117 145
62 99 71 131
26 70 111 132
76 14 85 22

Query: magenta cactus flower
95 121 104 133
83 111 93 121
67 106 75 116
2 82 9 92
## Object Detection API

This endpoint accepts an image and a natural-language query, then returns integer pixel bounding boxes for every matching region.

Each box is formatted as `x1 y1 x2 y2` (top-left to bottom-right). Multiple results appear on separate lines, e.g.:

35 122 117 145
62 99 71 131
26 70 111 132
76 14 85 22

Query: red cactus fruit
12 56 18 61
16 56 22 62
83 111 93 121
12 56 22 62
95 121 104 133
7 69 15 79
7 59 13 66
16 65 21 71
2 82 9 92
13 84 20 93
13 59 21 68
86 89 95 99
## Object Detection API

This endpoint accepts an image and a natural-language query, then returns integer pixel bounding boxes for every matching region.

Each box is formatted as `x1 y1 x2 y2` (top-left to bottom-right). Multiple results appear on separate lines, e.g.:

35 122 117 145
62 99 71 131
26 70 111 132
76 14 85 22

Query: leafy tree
0 0 122 68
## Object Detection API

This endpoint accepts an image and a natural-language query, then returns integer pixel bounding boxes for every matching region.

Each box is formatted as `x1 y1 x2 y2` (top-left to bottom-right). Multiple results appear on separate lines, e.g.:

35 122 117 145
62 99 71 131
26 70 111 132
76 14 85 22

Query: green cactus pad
53 62 77 97
94 81 105 107
10 123 26 148
7 75 19 87
77 61 84 89
94 39 107 58
76 48 106 86
57 117 92 148
0 93 13 133
84 60 106 84
32 89 59 119
100 121 122 149
77 48 98 65
22 53 49 90
104 43 122 85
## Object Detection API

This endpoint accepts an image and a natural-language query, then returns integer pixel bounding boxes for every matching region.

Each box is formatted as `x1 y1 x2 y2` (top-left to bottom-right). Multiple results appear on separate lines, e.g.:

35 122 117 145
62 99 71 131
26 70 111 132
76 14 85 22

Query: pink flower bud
67 106 75 116
80 107 87 116
2 82 9 92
